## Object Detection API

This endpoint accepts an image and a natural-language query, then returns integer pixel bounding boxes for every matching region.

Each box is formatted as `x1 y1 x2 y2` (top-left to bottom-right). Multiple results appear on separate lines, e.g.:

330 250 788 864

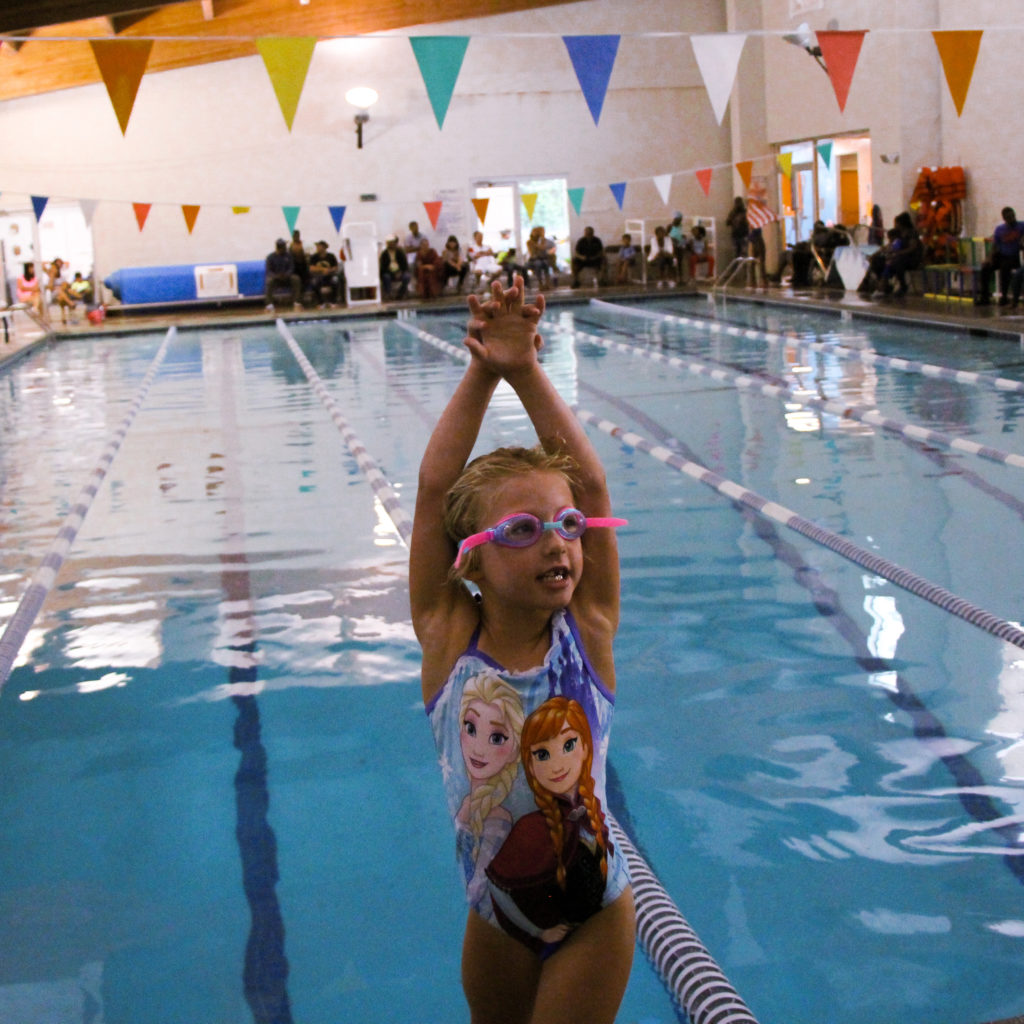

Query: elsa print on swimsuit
456 672 525 909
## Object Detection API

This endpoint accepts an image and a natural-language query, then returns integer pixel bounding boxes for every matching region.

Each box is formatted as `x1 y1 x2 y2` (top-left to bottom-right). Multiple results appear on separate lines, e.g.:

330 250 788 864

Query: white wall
0 0 742 291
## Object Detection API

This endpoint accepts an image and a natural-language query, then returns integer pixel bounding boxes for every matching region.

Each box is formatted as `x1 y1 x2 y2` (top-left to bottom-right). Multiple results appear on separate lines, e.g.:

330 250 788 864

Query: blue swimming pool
1 296 1023 1023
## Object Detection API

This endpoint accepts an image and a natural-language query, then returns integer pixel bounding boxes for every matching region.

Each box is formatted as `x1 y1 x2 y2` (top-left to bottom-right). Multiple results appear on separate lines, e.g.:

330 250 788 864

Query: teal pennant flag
410 36 470 129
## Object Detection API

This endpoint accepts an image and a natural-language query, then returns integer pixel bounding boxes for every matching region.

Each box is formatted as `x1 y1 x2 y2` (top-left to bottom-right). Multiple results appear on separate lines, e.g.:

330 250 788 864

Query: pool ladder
712 255 763 292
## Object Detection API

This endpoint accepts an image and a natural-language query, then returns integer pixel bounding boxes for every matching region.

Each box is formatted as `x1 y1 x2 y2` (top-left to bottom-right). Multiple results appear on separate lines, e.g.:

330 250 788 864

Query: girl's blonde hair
459 672 525 855
443 445 579 581
520 697 608 889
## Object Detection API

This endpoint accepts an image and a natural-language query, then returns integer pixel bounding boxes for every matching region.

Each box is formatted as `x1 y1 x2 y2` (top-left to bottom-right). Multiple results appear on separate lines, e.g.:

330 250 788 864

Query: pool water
1 296 1024 1024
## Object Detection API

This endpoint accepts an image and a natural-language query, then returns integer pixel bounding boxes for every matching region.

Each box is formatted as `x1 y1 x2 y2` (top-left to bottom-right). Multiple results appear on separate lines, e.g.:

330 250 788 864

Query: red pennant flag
816 30 867 113
735 161 753 190
133 203 152 231
471 197 489 225
423 201 443 230
182 205 200 234
695 168 713 197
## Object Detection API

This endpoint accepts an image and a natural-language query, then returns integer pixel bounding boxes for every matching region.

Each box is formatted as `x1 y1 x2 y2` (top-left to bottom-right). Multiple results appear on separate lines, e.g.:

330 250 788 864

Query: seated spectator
977 206 1024 306
439 235 469 293
668 212 688 283
467 231 502 292
571 226 607 288
379 235 411 300
308 240 341 306
16 262 43 314
688 225 715 280
69 272 94 306
526 226 556 290
648 225 676 288
495 230 526 287
859 212 921 297
614 233 638 284
265 238 301 310
415 238 441 300
289 230 310 294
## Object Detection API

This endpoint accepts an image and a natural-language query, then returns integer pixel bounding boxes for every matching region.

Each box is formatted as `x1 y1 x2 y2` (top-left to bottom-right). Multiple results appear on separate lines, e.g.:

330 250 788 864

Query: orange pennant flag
735 161 753 190
133 203 152 231
89 39 154 135
932 30 983 117
816 30 867 113
695 168 712 197
472 197 490 225
182 205 200 234
423 200 443 230
781 175 793 211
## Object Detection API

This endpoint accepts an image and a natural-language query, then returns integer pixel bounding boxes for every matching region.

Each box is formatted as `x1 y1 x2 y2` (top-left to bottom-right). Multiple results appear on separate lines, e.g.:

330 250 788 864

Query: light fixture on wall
345 87 378 149
782 20 835 74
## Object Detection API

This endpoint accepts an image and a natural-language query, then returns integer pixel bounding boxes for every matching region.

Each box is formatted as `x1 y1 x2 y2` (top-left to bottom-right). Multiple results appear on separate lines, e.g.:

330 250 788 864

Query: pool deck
4 279 1024 371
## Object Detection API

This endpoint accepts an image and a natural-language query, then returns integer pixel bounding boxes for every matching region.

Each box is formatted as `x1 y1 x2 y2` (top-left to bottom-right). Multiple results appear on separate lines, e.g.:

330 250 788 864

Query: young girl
411 275 635 1024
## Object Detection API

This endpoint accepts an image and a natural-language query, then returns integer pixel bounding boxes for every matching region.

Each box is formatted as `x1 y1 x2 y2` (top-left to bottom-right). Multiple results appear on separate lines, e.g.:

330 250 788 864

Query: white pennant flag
78 198 99 227
653 173 673 206
690 33 747 125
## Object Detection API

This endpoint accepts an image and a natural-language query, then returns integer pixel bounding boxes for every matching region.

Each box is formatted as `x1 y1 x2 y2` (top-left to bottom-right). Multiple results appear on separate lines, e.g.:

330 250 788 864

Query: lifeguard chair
342 222 381 306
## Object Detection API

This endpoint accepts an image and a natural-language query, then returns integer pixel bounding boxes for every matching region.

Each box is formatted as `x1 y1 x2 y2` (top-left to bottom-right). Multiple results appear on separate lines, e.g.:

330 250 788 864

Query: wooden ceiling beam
0 0 570 102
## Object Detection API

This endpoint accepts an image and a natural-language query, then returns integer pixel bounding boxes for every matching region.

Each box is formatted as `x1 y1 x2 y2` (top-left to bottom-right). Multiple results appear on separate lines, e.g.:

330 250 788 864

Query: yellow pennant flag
521 193 538 221
90 39 154 135
232 207 251 214
257 37 317 131
932 30 983 117
776 152 793 177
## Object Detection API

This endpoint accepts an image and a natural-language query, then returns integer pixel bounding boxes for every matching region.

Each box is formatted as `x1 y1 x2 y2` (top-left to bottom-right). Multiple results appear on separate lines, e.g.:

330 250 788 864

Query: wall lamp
345 86 379 149
782 21 829 74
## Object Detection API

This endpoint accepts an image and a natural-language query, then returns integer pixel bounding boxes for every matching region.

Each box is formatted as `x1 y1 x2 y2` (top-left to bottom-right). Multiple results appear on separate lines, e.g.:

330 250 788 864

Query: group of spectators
264 230 347 310
14 258 95 323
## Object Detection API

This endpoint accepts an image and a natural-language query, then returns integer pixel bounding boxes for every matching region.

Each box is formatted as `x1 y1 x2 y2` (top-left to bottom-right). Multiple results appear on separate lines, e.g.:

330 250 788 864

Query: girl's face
529 722 586 796
471 471 582 609
461 698 518 782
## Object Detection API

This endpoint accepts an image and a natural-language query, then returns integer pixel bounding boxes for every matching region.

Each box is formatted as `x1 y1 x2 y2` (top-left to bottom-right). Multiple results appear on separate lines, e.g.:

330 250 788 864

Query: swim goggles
454 507 627 568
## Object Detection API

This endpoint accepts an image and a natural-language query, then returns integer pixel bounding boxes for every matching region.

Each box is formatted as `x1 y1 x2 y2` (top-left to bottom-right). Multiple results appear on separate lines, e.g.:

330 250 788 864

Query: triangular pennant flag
563 35 620 125
932 30 982 117
689 33 747 125
817 141 833 168
781 175 793 211
282 206 300 234
232 207 250 214
423 200 443 230
256 37 317 131
568 187 585 216
409 36 470 129
89 39 153 135
78 198 98 227
133 203 151 231
31 195 49 222
777 152 793 177
816 30 867 113
181 205 200 234
653 174 673 205
328 205 346 232
521 193 538 221
695 168 713 197
471 197 489 225
735 160 753 189
609 182 626 210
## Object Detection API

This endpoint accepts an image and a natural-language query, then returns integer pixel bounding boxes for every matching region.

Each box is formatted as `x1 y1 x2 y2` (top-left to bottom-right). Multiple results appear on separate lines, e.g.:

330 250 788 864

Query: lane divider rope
0 327 176 689
276 320 413 546
556 322 1024 470
397 315 765 1023
574 405 1024 652
591 297 1024 395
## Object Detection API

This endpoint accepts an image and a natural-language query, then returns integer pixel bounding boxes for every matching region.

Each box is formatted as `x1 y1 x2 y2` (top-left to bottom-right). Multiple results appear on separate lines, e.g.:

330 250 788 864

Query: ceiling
0 0 570 101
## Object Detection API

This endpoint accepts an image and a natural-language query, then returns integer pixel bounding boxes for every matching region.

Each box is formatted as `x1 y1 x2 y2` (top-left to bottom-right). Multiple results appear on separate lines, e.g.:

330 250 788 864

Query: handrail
712 256 762 292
